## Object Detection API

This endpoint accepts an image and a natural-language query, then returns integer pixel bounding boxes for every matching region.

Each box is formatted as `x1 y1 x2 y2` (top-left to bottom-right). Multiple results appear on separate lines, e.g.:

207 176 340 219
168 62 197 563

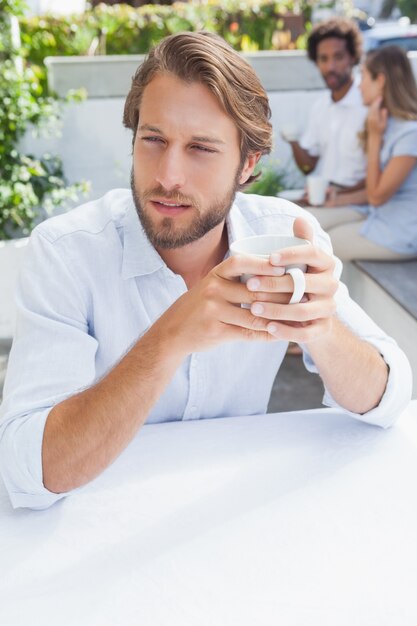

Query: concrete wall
25 0 86 15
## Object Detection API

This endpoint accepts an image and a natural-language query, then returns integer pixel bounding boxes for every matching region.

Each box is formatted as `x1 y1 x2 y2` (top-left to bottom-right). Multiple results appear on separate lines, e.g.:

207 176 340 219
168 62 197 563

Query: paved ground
268 352 324 412
0 342 324 411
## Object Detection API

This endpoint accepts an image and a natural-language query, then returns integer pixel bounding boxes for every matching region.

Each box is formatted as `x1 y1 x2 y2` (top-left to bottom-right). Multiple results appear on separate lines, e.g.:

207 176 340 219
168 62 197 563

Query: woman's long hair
360 45 417 150
365 45 417 120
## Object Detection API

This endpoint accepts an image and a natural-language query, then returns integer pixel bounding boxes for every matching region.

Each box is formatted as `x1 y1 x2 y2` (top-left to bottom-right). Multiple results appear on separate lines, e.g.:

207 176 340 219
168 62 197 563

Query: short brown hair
123 31 272 185
307 17 363 65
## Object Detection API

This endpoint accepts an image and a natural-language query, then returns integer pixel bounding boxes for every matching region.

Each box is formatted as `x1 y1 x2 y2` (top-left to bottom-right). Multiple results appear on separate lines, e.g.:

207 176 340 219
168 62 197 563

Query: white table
1 402 417 626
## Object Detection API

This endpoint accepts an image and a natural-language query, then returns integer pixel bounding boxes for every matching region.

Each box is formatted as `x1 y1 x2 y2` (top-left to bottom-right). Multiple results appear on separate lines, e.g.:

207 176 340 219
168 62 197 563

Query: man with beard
283 18 367 198
0 32 411 510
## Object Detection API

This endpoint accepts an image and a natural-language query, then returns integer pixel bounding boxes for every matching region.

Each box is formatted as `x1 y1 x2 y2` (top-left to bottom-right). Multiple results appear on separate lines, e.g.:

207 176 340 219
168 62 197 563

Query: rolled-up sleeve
0 229 98 509
302 278 413 429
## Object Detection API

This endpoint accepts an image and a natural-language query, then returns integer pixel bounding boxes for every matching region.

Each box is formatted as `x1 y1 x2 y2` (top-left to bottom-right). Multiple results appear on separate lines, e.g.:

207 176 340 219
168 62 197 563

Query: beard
323 70 351 93
130 167 242 250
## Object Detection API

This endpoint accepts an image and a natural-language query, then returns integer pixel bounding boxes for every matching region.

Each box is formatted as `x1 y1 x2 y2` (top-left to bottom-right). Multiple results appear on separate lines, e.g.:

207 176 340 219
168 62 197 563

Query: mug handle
286 267 306 304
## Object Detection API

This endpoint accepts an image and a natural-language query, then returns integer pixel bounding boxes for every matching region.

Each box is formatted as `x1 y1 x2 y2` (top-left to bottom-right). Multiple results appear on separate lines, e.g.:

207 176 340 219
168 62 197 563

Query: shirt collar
328 79 362 108
226 196 259 249
121 198 165 279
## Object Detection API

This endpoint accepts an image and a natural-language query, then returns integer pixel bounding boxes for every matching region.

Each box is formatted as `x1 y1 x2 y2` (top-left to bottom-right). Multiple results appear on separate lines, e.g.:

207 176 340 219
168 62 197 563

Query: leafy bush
0 0 88 239
19 1 311 68
245 161 287 196
398 0 417 23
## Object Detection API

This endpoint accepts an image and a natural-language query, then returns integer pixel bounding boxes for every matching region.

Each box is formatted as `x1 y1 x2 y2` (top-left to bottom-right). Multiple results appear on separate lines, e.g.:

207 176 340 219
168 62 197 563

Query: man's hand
155 217 338 356
242 217 338 345
283 139 319 175
299 185 333 207
154 253 288 355
294 189 310 207
323 184 339 207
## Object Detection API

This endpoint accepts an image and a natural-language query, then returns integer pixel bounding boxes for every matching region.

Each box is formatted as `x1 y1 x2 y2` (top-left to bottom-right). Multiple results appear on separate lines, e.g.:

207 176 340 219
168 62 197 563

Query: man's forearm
289 141 318 174
42 325 184 494
306 317 388 414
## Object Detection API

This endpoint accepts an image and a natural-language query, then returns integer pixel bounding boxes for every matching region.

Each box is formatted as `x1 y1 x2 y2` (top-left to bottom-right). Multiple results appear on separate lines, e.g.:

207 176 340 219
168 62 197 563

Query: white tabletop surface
1 402 417 626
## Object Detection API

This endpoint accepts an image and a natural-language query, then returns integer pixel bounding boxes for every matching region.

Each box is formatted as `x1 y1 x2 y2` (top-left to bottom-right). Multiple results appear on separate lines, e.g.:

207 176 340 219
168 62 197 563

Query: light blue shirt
0 190 412 509
359 118 417 254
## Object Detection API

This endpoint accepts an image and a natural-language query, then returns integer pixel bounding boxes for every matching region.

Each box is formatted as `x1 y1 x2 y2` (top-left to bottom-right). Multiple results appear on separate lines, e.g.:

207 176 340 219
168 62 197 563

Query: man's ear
239 152 261 185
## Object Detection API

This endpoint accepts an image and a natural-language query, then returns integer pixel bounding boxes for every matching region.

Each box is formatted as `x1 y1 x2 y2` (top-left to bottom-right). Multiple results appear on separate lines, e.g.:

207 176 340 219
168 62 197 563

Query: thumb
293 216 314 242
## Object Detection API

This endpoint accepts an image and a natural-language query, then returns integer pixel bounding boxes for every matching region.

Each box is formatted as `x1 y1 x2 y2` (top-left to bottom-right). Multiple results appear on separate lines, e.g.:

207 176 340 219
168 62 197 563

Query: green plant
18 1 311 68
0 0 88 239
398 0 417 23
245 161 287 196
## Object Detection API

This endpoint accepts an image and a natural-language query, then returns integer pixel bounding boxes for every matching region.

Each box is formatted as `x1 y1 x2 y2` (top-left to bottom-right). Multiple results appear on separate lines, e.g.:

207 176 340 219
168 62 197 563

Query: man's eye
192 145 216 153
142 136 163 143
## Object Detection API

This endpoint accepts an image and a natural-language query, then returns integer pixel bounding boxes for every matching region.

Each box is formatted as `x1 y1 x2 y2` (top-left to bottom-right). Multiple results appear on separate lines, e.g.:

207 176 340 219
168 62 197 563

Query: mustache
142 185 200 209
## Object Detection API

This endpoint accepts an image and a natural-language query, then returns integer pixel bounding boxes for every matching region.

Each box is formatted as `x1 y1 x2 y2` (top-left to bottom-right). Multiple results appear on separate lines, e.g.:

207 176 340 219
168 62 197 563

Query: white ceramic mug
229 234 309 304
307 175 328 206
280 123 300 142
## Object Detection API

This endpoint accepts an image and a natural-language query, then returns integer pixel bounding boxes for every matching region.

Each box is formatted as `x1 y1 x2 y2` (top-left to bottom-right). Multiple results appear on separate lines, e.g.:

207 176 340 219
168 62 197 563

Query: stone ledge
44 50 417 99
344 261 417 398
355 260 417 321
45 51 325 98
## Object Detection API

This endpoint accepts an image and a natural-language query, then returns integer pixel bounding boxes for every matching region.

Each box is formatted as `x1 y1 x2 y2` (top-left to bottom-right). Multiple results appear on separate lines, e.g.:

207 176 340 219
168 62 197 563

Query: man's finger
216 255 286 280
293 216 314 242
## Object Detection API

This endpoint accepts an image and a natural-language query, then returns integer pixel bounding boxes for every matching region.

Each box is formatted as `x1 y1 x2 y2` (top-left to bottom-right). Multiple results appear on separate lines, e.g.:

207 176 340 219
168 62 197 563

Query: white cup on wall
280 124 300 143
307 176 328 206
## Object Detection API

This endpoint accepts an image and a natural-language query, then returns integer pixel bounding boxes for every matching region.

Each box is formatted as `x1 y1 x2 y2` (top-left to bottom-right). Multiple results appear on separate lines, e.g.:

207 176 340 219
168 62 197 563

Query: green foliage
245 161 287 196
398 0 417 23
19 1 311 65
0 1 88 239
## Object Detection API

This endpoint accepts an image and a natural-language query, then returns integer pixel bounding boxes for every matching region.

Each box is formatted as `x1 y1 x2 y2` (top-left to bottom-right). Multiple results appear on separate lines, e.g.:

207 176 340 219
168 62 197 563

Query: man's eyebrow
191 135 226 145
138 124 225 145
138 124 163 133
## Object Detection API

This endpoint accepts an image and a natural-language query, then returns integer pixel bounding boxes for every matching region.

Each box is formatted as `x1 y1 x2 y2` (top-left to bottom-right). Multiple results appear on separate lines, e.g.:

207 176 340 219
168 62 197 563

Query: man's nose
155 147 186 191
326 58 337 72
